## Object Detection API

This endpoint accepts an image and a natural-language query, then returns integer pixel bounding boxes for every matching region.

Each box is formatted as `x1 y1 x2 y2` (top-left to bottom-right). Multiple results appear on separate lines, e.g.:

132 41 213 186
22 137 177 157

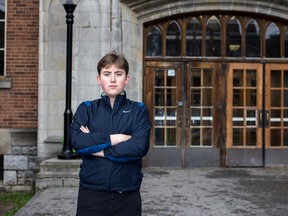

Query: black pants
76 188 142 216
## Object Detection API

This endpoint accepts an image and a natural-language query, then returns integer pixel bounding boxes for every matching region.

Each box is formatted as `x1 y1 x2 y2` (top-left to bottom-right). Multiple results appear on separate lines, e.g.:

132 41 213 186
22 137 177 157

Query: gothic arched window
227 17 242 57
146 26 162 56
186 17 202 56
266 22 280 58
166 21 181 56
246 19 260 57
206 16 221 57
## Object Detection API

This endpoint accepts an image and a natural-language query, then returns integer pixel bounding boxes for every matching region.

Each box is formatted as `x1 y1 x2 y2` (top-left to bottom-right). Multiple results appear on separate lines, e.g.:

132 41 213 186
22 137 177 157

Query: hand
110 134 131 146
92 151 104 157
80 126 90 133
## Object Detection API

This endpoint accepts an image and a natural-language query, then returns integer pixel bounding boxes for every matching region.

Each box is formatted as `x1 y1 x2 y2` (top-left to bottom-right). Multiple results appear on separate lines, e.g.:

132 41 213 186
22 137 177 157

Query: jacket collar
101 91 127 107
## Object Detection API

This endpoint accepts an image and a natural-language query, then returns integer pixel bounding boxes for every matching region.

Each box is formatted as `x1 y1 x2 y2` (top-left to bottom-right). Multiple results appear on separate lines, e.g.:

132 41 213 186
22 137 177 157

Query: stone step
36 158 81 189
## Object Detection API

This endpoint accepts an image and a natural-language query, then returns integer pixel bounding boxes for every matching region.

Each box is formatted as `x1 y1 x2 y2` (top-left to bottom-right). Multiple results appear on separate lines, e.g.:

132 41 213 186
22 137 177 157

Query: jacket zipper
107 104 114 191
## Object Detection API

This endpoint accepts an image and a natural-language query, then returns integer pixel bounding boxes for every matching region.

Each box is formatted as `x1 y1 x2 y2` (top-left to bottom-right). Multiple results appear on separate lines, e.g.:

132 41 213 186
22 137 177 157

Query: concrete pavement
15 167 288 216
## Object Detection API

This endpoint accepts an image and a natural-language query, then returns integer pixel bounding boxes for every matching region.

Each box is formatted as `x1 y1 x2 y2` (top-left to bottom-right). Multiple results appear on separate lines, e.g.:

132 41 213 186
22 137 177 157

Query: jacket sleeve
70 101 112 153
103 103 151 159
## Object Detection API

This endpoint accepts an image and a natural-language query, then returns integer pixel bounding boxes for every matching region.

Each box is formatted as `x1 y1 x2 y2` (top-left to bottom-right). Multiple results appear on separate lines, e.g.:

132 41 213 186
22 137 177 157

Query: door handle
258 110 269 128
178 101 183 127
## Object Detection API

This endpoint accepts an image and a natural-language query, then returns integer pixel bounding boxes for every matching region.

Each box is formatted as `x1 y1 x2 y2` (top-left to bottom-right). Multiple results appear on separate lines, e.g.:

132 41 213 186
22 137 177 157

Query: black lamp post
58 0 79 159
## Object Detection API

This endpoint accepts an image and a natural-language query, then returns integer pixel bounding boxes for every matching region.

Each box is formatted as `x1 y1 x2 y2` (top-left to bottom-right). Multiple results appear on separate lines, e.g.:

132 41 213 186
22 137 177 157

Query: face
97 64 129 102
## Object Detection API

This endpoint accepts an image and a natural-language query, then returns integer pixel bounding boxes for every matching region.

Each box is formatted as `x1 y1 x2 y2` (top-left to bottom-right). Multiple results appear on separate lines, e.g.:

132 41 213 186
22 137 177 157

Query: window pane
166 21 181 56
284 71 288 87
203 69 213 86
0 50 3 75
155 89 165 106
191 70 201 87
191 108 201 126
284 90 288 107
155 69 165 86
233 70 244 87
146 26 162 56
285 30 288 58
233 128 243 146
233 89 243 106
246 128 257 146
270 129 281 146
167 69 176 87
155 128 164 146
284 129 288 146
246 89 256 106
187 18 202 56
284 110 288 126
167 108 176 126
0 0 5 20
271 90 281 107
203 89 212 106
246 70 256 87
271 70 281 87
0 22 4 48
166 88 176 106
246 19 260 57
166 128 176 146
233 109 243 126
0 0 4 76
191 128 200 146
191 89 201 106
266 22 280 58
155 108 164 126
203 108 212 126
227 17 242 57
206 16 221 56
270 109 281 127
203 128 212 146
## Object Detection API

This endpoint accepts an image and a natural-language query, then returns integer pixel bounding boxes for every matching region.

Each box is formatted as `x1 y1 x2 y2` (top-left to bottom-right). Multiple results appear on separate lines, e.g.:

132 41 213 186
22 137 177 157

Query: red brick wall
0 0 39 128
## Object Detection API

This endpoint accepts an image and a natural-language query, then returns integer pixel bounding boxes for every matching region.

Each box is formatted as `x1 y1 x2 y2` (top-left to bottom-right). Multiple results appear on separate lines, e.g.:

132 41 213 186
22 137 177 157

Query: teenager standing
70 52 151 216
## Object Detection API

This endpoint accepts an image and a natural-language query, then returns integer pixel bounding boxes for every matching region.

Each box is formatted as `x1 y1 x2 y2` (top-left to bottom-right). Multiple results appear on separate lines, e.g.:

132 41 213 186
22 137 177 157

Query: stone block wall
0 129 37 192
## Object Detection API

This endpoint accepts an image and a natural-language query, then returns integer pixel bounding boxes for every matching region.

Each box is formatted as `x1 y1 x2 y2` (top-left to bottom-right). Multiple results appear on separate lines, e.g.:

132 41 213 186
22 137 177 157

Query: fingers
80 126 90 133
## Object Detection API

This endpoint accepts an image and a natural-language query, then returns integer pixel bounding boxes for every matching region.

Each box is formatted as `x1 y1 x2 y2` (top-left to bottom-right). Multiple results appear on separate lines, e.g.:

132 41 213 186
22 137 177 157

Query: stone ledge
0 77 11 89
36 158 81 189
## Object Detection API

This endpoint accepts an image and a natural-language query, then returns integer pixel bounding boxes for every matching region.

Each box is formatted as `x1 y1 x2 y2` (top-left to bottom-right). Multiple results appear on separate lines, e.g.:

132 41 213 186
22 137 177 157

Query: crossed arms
80 125 131 158
69 101 151 163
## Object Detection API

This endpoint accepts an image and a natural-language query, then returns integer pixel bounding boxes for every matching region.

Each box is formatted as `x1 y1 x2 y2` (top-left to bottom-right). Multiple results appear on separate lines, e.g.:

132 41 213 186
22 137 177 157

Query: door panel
185 62 220 167
226 63 263 166
265 64 288 166
145 62 288 167
144 62 221 167
144 62 183 167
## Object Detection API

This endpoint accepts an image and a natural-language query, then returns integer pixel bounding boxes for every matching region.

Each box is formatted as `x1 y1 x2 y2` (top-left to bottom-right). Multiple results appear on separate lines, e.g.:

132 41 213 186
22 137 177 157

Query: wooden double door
144 61 288 167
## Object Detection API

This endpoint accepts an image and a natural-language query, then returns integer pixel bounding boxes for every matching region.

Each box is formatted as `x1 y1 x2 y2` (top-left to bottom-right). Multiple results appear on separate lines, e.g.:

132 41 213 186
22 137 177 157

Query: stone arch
120 0 288 23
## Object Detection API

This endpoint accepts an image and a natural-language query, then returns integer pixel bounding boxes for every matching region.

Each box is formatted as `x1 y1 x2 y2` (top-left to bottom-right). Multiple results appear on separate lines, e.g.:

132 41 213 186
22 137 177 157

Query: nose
110 74 116 82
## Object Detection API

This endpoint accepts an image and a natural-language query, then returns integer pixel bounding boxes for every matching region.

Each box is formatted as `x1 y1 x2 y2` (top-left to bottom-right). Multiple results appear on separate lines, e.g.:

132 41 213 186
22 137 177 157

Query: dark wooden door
144 61 224 167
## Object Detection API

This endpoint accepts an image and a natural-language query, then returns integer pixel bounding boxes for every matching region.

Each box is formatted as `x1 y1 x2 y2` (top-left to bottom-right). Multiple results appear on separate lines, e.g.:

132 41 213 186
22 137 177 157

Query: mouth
109 85 117 88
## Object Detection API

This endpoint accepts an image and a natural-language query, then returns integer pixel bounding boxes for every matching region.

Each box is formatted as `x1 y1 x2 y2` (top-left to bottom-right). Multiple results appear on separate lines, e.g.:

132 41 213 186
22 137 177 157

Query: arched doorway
143 13 288 167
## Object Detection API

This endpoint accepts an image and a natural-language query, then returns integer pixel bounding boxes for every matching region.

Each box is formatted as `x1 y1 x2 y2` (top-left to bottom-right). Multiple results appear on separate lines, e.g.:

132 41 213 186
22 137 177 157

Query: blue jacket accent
70 92 151 192
84 100 91 107
77 142 111 155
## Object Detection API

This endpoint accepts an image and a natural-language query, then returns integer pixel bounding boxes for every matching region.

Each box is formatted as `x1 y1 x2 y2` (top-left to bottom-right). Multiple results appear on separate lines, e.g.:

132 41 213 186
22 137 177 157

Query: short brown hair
97 51 129 75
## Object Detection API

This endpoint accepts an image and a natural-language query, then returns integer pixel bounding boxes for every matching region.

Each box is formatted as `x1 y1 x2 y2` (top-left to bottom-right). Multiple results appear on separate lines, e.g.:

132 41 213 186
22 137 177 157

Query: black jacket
70 92 151 192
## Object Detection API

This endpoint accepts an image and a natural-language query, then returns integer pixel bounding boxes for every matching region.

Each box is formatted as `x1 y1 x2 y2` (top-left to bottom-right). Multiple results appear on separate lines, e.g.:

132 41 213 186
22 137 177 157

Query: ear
97 75 101 85
125 75 130 85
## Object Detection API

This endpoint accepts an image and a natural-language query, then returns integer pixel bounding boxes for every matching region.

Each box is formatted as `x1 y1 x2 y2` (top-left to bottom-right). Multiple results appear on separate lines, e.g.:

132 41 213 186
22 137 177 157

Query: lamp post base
58 152 79 160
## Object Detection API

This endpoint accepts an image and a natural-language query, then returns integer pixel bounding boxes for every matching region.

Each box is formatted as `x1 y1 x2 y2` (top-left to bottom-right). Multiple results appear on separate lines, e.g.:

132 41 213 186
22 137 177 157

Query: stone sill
44 135 62 144
0 77 12 89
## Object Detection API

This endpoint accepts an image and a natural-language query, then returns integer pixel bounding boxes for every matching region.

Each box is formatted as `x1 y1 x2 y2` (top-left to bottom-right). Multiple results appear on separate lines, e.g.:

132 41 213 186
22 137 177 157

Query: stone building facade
1 0 288 191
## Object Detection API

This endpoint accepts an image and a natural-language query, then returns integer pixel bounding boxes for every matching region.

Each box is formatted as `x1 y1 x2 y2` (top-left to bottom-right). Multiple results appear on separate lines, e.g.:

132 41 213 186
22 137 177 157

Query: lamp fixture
60 0 80 6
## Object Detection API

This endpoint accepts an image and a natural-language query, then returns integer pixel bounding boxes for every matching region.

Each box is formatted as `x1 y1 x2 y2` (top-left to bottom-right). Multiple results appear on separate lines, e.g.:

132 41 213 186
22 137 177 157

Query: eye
116 72 124 77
